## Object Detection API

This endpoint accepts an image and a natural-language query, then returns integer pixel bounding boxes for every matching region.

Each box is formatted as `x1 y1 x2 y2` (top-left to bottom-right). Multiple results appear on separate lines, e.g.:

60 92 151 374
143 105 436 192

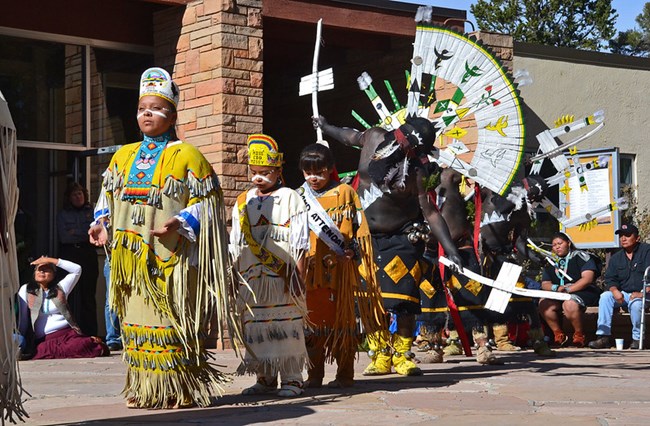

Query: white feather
506 186 527 211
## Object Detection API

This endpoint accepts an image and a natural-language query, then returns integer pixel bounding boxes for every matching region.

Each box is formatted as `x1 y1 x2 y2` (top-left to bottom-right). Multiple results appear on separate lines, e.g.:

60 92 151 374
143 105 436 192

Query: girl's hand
89 224 108 246
151 217 181 238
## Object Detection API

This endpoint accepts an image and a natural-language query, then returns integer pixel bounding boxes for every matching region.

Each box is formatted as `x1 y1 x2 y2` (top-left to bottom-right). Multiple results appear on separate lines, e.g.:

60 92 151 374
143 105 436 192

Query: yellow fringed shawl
100 140 241 408
305 183 385 362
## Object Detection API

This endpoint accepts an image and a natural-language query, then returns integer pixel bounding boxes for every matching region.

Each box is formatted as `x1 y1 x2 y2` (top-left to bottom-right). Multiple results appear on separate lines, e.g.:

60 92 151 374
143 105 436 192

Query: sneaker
242 379 278 395
629 339 641 350
588 336 612 349
107 342 123 351
572 332 585 348
277 381 304 397
553 331 568 347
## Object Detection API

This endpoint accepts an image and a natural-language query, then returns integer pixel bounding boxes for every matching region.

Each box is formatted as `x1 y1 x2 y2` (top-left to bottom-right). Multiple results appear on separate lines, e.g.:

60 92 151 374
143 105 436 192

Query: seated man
589 224 650 350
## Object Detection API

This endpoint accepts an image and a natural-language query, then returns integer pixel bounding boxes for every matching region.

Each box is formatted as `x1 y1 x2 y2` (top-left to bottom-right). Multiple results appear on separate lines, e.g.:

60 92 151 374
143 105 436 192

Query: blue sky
393 0 645 33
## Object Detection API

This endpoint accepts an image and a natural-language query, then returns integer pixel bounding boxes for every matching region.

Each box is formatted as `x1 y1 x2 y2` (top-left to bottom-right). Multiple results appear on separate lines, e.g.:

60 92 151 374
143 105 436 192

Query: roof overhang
263 0 466 37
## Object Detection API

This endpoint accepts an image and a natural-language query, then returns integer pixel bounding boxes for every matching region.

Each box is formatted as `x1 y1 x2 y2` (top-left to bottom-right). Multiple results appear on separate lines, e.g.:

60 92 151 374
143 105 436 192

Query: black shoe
629 339 641 350
588 336 611 349
107 343 123 351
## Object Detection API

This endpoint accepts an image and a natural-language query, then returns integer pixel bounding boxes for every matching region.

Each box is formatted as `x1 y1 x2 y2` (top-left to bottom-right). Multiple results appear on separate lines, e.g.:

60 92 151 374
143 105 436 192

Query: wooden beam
263 0 458 37
136 0 192 5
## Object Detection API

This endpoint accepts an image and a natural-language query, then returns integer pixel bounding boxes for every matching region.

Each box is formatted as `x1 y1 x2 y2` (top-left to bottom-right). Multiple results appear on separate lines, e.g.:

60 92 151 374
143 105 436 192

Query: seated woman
17 256 108 359
538 232 601 348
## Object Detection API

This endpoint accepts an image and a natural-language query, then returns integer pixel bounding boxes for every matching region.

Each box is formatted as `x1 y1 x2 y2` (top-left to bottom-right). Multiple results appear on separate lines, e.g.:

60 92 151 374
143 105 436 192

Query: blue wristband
551 284 559 292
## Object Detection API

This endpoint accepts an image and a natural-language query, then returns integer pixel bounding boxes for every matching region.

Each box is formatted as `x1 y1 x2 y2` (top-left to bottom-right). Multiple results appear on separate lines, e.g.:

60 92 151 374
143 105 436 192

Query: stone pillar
154 0 263 211
470 31 513 72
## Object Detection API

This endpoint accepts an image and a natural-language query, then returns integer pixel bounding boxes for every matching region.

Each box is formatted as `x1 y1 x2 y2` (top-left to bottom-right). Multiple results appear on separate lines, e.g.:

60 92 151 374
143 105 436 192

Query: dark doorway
263 17 414 186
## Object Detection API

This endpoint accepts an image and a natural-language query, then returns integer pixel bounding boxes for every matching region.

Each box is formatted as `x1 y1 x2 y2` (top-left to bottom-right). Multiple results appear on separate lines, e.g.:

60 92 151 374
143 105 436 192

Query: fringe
243 319 304 345
122 323 183 348
193 182 246 357
121 312 232 409
162 177 185 201
242 275 288 305
110 182 245 353
123 358 230 408
324 201 356 225
0 286 28 424
267 226 290 243
355 234 388 335
1 126 28 423
147 186 162 208
103 169 246 408
322 234 386 362
312 324 360 365
130 204 145 225
301 188 386 364
236 355 308 377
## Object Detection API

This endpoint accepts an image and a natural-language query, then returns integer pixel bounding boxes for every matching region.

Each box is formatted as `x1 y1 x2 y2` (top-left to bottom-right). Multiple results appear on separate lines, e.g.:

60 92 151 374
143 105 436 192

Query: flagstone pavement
16 347 650 425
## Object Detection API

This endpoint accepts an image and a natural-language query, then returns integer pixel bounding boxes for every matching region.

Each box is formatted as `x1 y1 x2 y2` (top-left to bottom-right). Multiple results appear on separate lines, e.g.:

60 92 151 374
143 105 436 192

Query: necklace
257 194 272 210
556 256 569 285
256 183 280 210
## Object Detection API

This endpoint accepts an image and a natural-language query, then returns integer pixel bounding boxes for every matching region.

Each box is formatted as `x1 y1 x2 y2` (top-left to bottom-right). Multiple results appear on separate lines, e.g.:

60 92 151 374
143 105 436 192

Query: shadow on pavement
51 349 650 425
60 362 513 425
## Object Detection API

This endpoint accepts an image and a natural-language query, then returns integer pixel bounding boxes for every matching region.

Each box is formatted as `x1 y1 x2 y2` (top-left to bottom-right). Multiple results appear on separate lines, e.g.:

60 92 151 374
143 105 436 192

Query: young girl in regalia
298 143 385 388
230 134 310 397
88 67 238 409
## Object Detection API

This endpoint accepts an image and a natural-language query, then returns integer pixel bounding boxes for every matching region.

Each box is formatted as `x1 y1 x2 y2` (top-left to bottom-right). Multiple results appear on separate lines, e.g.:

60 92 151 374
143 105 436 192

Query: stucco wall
513 49 650 209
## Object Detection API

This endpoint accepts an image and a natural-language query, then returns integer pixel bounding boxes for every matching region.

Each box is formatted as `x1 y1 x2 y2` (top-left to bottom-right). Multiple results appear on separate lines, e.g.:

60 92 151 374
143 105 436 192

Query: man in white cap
589 223 650 350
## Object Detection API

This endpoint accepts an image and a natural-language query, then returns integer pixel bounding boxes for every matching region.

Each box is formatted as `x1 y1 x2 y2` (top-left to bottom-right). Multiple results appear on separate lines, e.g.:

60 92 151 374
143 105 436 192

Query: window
0 35 82 145
618 154 636 215
0 29 152 255
619 154 635 187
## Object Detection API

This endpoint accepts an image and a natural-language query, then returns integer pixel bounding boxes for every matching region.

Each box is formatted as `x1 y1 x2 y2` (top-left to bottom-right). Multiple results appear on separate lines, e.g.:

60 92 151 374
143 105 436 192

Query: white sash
298 182 346 256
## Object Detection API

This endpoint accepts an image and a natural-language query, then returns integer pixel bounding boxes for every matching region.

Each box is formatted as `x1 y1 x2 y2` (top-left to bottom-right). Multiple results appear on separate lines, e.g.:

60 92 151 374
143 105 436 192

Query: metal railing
641 266 650 350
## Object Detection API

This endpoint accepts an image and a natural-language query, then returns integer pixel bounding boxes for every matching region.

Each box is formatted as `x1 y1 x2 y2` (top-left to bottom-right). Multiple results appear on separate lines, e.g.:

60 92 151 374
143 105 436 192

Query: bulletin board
559 147 621 249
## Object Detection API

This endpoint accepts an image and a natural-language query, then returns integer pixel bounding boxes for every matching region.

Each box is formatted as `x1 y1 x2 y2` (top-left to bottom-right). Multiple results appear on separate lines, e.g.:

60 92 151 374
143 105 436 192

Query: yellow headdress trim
247 133 283 167
139 67 179 107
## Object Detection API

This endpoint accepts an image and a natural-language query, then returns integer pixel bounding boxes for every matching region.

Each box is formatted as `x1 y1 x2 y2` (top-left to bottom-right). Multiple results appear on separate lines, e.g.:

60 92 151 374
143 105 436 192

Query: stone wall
514 49 650 211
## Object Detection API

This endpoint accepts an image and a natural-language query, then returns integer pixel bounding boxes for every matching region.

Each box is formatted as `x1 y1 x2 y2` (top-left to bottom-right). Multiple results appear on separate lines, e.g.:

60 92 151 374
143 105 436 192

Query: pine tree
609 2 650 57
470 0 617 51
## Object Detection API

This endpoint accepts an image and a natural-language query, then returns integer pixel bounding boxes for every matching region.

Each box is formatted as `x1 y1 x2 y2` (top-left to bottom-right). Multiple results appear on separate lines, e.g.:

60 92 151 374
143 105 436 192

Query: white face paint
251 174 273 184
303 175 327 181
137 109 168 119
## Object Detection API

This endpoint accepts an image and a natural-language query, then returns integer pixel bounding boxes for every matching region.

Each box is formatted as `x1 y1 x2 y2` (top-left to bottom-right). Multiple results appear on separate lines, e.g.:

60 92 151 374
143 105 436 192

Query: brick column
470 31 513 72
154 0 263 210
